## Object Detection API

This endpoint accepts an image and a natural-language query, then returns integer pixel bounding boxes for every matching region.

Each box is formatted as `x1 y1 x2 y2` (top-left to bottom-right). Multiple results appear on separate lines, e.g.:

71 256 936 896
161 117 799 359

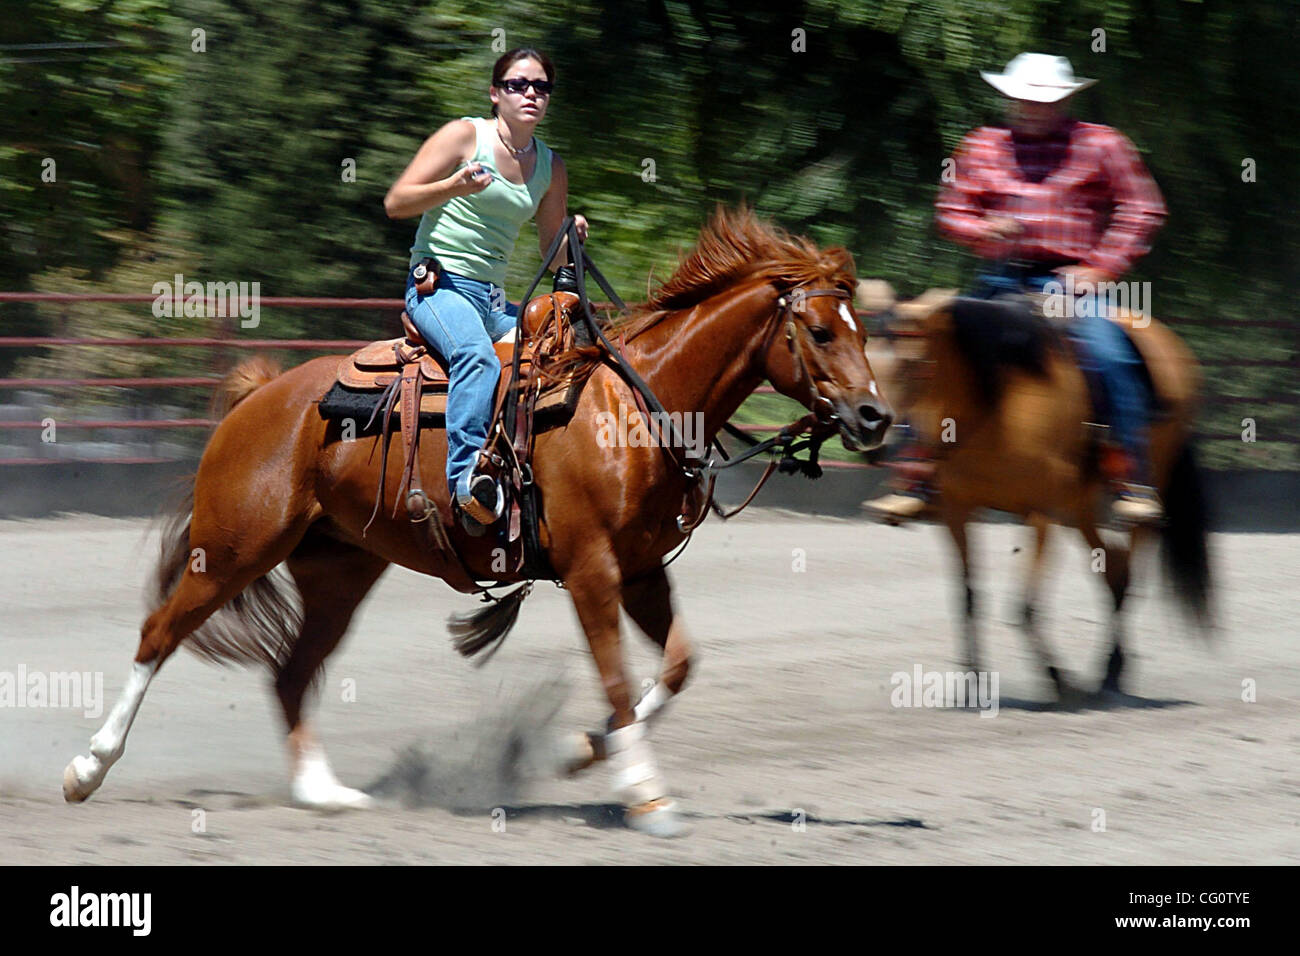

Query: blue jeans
973 267 1152 481
404 266 517 501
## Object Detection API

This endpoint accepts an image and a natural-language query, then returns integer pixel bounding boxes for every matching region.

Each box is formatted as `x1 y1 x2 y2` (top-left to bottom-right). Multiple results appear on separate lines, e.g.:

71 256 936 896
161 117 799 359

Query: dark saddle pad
318 381 445 431
948 296 1054 403
317 293 588 434
948 295 1159 418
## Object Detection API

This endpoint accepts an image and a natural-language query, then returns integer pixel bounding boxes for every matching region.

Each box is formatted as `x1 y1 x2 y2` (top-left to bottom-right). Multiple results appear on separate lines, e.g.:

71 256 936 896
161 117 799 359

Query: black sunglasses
496 77 553 96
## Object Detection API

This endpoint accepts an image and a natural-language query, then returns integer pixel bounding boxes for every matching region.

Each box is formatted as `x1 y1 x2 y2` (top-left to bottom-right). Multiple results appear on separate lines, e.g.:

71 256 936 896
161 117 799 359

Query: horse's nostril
859 404 883 424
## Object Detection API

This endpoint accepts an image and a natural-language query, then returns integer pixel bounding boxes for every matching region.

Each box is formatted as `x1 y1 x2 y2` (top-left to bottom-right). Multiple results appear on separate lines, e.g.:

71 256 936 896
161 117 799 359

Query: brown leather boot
456 471 504 535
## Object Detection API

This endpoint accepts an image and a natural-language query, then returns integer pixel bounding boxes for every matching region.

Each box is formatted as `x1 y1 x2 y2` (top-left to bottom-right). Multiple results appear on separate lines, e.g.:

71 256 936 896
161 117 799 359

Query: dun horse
861 282 1212 698
63 209 892 835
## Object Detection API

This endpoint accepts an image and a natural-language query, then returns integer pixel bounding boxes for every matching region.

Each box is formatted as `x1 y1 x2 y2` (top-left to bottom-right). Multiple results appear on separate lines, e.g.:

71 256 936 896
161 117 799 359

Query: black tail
448 583 533 666
1160 442 1214 629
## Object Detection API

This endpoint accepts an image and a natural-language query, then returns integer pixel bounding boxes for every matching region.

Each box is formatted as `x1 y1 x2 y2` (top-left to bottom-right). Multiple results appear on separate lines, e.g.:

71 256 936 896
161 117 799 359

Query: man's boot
1105 448 1163 526
861 446 938 525
1112 481 1163 525
861 491 935 525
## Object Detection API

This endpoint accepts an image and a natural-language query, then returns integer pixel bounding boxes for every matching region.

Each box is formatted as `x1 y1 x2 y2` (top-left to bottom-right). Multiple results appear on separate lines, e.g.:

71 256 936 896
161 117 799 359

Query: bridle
512 218 860 545
772 285 855 426
668 283 857 536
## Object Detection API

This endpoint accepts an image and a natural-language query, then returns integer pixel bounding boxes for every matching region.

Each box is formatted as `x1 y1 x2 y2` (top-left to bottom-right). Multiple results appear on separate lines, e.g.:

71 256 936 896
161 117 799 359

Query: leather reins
508 216 851 554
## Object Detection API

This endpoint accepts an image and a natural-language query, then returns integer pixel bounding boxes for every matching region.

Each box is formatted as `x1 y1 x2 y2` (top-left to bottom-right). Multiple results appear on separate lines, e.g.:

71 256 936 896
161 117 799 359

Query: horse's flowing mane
947 298 1058 403
608 205 856 341
539 206 854 381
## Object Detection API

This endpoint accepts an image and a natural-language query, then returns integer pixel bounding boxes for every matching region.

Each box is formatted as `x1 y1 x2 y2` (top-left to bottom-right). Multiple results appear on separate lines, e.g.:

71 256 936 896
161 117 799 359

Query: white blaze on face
838 302 858 334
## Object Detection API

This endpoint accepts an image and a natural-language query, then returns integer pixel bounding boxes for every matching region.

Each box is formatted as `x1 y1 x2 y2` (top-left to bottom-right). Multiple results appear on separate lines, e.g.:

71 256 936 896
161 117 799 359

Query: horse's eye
810 326 832 345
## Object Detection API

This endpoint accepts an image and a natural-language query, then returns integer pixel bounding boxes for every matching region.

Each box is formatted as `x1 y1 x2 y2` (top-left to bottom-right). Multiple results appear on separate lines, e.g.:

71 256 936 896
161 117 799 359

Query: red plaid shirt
935 119 1166 277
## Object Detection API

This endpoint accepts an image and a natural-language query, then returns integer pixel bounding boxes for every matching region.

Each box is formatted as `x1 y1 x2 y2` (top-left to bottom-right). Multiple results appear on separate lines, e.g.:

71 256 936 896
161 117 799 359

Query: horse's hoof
1098 675 1125 697
332 787 375 810
1048 668 1087 706
292 782 375 811
1099 648 1125 696
63 757 95 803
625 799 688 838
558 732 604 777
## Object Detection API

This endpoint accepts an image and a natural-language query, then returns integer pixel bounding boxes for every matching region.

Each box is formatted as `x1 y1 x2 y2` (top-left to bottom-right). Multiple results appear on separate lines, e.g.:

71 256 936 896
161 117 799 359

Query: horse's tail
1160 440 1214 631
448 583 534 666
149 358 302 670
210 355 281 418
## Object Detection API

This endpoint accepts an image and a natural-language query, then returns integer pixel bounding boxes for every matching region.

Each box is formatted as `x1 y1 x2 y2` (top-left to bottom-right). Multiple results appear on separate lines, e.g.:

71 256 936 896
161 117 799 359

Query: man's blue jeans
973 268 1152 481
404 266 517 502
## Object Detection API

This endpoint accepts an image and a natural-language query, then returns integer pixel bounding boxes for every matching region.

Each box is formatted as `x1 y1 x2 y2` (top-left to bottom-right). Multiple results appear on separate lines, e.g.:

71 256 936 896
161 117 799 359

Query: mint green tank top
409 116 553 287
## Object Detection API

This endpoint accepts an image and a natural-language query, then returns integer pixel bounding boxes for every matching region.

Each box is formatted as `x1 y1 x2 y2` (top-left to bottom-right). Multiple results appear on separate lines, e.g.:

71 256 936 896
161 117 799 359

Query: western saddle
321 284 590 579
334 310 516 419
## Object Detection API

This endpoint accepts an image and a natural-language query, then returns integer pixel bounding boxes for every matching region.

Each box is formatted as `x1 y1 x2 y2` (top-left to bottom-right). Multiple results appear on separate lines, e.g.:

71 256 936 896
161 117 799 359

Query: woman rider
384 47 587 529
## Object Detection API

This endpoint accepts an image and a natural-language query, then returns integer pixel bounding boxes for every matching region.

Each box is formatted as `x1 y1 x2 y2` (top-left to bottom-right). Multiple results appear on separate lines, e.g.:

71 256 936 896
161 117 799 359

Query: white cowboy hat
980 53 1096 103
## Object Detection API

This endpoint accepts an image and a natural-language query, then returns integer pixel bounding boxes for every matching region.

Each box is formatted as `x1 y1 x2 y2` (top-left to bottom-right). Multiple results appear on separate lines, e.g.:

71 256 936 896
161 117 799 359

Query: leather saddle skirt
339 334 511 385
322 294 586 425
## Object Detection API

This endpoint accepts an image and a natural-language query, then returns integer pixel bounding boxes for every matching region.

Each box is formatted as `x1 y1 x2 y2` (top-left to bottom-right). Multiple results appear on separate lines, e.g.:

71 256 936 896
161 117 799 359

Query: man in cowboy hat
864 52 1168 525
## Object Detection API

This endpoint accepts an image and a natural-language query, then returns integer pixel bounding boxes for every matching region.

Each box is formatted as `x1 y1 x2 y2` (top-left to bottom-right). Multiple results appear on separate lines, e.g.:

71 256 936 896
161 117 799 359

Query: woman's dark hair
491 48 555 117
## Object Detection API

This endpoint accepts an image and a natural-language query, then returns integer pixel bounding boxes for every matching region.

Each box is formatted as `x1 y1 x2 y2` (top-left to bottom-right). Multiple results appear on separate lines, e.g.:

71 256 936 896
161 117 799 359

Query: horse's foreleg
565 553 684 836
942 506 980 673
563 565 693 776
1079 519 1134 694
1020 512 1072 697
623 565 692 723
278 538 389 809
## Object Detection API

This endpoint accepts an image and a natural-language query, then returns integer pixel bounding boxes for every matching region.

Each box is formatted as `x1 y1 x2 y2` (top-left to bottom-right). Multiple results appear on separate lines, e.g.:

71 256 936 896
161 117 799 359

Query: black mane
948 297 1056 403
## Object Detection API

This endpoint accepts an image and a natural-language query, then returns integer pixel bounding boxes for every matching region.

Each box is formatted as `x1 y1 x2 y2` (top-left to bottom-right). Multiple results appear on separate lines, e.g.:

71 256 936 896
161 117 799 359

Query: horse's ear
894 288 957 332
857 279 897 312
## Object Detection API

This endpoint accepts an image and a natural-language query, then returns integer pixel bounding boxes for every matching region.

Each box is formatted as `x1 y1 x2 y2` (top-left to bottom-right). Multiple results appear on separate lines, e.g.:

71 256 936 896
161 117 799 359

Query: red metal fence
1 293 1294 468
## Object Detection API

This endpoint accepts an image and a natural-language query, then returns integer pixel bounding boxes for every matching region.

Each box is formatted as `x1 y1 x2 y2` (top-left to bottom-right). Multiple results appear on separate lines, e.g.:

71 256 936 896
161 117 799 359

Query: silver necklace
496 122 535 159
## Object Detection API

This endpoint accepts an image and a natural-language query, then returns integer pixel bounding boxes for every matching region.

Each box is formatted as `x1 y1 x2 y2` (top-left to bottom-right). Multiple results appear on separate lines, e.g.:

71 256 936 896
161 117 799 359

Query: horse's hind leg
1019 512 1074 698
1079 519 1135 694
277 533 389 809
64 479 317 803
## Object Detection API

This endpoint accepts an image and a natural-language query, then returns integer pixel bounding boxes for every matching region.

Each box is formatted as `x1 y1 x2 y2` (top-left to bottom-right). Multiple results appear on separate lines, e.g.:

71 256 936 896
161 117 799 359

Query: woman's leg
404 271 499 502
484 290 519 343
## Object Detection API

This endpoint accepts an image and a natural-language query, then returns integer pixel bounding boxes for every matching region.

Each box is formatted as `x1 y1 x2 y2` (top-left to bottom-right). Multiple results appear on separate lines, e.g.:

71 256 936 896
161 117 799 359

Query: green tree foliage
0 0 178 369
2 0 1296 465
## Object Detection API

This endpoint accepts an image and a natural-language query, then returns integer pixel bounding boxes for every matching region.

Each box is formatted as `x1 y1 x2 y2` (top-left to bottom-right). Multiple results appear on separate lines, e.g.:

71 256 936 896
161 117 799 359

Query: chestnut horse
63 208 892 835
860 282 1212 698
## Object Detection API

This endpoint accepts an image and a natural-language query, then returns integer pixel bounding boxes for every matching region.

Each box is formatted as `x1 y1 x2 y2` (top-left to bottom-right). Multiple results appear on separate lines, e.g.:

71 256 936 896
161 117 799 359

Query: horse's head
759 275 894 451
608 208 899 451
856 280 959 419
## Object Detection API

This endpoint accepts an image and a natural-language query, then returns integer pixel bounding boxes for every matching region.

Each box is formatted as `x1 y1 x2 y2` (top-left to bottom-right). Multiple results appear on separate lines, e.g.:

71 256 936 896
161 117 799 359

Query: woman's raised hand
453 162 494 194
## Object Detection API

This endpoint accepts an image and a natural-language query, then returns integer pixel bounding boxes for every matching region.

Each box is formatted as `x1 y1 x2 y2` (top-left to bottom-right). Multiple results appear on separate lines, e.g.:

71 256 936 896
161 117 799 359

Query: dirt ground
1 512 1296 864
